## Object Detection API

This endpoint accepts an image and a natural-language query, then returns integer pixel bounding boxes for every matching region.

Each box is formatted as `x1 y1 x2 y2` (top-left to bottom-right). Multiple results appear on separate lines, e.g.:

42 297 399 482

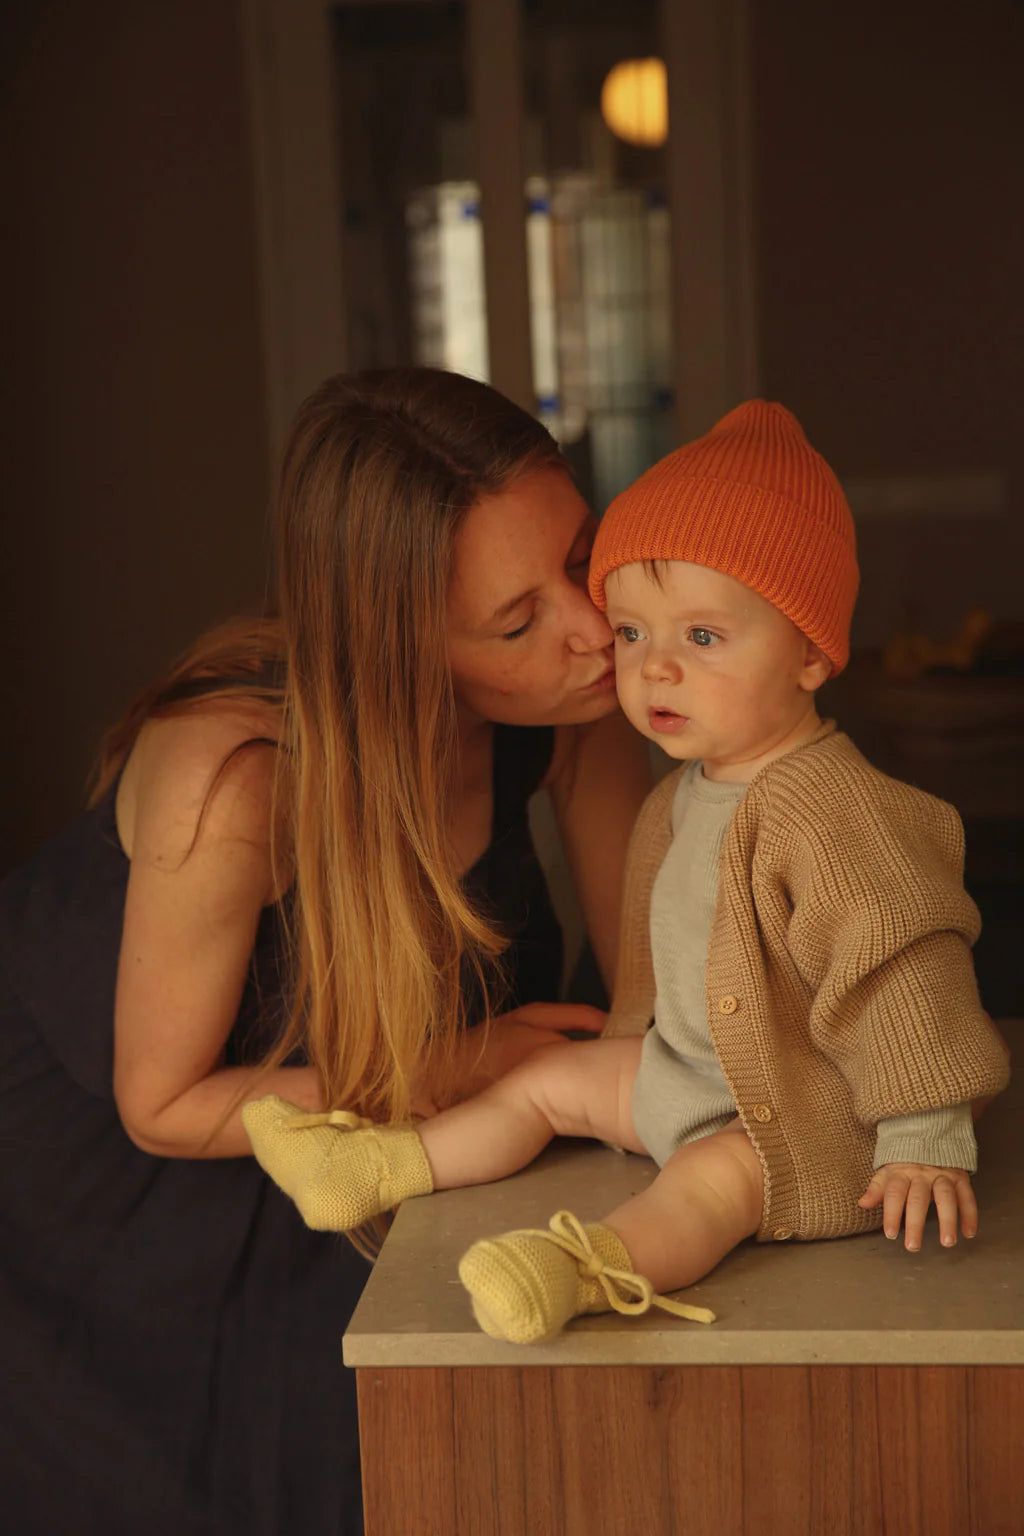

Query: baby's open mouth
648 708 689 734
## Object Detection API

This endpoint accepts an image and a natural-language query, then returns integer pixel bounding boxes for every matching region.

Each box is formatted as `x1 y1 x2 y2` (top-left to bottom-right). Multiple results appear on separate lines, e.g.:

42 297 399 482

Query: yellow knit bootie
241 1094 433 1231
458 1210 716 1345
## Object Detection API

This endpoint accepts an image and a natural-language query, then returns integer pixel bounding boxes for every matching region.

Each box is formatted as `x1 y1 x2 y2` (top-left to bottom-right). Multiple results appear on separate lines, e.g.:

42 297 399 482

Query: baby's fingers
956 1176 979 1241
857 1172 887 1210
932 1175 963 1247
902 1175 935 1252
881 1172 911 1242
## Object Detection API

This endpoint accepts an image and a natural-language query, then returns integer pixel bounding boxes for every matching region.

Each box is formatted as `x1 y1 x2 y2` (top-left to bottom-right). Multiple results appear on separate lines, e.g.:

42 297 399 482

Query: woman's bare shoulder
116 701 283 871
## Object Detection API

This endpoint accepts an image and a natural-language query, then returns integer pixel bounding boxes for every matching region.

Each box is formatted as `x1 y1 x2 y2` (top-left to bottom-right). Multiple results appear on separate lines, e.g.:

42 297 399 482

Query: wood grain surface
357 1363 1024 1535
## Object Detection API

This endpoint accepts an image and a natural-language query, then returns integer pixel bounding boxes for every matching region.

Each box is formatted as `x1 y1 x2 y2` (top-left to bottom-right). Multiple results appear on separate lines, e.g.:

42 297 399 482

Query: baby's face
605 560 829 782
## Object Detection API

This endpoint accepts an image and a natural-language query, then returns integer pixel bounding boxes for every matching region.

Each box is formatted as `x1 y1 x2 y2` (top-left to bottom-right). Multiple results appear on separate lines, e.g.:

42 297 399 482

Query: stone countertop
343 1028 1020 1369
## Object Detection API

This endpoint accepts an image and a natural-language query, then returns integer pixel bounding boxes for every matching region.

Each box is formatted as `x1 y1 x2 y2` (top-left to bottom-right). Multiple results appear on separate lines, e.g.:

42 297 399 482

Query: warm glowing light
600 58 668 148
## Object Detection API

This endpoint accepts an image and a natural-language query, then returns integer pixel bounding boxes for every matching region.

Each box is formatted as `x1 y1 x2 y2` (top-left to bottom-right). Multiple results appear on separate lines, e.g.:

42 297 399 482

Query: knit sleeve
873 1102 977 1172
766 754 1010 1124
603 769 679 1040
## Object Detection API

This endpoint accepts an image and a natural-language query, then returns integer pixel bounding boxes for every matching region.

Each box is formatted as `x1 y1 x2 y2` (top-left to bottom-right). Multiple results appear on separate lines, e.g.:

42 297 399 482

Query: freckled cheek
476 654 548 702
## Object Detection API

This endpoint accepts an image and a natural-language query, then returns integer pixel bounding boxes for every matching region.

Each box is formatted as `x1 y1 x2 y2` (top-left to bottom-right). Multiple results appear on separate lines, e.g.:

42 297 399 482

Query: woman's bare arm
546 708 653 993
113 710 321 1159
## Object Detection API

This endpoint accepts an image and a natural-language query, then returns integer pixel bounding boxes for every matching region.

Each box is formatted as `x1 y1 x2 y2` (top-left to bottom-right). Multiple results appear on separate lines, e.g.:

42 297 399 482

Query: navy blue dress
0 724 561 1535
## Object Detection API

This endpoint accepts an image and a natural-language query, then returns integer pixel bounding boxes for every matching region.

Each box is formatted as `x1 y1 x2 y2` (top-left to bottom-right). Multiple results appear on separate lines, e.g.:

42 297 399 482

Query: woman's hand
858 1162 978 1251
413 1002 606 1114
474 1001 606 1080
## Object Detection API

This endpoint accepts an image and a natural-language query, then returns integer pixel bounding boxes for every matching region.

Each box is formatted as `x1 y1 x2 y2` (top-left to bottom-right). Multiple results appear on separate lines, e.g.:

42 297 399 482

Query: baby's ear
798 640 831 693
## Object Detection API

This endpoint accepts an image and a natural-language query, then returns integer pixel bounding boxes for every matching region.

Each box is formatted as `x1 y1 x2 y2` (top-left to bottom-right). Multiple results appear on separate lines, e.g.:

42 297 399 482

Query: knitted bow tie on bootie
241 1094 434 1230
458 1210 716 1344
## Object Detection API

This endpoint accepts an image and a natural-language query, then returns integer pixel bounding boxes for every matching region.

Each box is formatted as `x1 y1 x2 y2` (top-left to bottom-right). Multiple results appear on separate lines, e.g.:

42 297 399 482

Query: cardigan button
718 995 739 1015
773 1227 793 1242
753 1103 773 1123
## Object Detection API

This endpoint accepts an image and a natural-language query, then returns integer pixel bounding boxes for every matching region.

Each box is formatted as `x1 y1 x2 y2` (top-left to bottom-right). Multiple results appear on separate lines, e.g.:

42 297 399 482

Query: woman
0 369 651 1534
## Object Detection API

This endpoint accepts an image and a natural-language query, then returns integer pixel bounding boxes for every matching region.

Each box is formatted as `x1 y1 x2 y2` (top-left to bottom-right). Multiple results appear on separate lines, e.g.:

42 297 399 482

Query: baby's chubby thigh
498 1035 647 1154
604 1120 765 1291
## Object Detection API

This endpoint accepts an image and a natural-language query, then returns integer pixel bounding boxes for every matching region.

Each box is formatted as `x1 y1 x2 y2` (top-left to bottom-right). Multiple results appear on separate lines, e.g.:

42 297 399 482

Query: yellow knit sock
458 1210 717 1344
241 1094 433 1231
457 1215 635 1344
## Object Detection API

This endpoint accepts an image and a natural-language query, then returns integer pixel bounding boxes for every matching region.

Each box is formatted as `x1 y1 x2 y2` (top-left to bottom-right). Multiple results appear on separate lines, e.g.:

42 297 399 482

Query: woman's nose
566 588 613 653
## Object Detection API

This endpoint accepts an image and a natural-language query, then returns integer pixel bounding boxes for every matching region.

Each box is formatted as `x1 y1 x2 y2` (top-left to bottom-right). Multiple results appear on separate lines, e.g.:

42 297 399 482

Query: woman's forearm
119 1063 323 1160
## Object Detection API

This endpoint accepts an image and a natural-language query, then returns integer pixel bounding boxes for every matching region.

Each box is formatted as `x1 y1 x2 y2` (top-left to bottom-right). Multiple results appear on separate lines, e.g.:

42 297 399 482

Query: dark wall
3 0 1020 875
752 0 1024 651
749 1 1024 1016
1 1 269 871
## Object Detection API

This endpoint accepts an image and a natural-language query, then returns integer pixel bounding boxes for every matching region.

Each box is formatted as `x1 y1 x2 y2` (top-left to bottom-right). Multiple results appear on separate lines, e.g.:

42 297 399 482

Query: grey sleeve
872 1101 977 1172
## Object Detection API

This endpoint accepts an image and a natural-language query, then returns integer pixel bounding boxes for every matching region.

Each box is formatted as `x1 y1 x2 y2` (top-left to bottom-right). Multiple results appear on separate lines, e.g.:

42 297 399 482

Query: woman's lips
648 707 690 735
583 666 617 693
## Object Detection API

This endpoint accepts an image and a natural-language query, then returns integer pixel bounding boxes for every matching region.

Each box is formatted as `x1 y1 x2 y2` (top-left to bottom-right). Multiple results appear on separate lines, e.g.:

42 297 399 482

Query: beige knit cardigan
605 721 1010 1243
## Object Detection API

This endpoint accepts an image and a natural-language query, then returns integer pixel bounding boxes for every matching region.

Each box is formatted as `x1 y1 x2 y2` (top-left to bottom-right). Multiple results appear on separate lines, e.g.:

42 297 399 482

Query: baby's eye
689 627 719 648
615 625 643 644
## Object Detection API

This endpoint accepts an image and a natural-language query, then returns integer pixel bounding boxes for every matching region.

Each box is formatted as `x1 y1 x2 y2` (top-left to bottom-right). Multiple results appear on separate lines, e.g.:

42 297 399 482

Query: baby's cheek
616 678 648 733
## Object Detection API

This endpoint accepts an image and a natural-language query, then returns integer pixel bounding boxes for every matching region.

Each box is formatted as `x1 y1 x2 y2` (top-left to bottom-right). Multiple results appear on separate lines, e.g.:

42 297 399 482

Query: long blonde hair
97 368 566 1124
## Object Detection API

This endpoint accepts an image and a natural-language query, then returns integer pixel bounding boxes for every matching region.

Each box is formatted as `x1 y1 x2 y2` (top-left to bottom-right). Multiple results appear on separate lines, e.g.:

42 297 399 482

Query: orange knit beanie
588 400 859 675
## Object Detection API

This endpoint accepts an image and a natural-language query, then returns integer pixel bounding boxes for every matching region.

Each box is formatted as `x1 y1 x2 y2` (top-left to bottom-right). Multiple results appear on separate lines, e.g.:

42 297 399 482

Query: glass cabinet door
333 0 674 508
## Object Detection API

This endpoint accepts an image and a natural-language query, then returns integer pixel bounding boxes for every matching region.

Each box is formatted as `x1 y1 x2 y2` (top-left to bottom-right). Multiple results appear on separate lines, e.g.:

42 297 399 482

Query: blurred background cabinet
246 0 757 506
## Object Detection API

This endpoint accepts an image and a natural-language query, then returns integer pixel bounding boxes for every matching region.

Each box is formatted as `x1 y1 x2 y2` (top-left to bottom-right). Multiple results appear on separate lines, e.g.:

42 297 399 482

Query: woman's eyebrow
486 586 537 625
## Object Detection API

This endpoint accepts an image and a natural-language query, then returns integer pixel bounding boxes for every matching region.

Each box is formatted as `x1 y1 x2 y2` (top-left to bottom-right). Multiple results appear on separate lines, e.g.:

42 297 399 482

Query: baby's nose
642 647 681 681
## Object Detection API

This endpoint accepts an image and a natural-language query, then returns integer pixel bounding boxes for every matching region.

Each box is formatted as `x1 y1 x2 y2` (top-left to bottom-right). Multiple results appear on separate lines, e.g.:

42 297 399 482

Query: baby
244 401 1009 1344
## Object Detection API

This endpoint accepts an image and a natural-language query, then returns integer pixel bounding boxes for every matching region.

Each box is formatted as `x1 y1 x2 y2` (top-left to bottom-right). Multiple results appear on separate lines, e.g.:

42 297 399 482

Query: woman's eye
615 625 642 644
690 627 718 648
502 618 532 641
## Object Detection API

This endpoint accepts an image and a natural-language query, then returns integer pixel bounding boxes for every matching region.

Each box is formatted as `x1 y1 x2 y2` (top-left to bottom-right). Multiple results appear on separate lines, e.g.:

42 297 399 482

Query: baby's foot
457 1212 640 1344
242 1095 433 1230
459 1211 717 1343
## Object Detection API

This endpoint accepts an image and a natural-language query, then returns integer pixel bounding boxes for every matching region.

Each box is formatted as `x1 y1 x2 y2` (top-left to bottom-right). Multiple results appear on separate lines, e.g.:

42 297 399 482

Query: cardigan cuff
873 1101 977 1173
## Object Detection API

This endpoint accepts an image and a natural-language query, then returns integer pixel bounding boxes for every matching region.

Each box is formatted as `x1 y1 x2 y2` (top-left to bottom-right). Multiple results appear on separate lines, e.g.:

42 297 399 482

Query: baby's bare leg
418 1037 645 1189
603 1119 764 1293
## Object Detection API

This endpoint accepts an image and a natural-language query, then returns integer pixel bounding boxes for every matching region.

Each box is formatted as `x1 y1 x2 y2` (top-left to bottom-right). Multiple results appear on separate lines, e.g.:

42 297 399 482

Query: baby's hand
858 1163 977 1252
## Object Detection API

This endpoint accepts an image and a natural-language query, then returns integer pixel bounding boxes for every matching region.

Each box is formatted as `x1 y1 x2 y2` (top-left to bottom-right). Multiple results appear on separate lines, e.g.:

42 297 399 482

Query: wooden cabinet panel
358 1364 1024 1535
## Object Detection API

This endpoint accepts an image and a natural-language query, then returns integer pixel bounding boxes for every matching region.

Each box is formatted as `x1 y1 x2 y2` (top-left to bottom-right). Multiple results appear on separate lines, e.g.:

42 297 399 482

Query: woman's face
447 468 618 728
